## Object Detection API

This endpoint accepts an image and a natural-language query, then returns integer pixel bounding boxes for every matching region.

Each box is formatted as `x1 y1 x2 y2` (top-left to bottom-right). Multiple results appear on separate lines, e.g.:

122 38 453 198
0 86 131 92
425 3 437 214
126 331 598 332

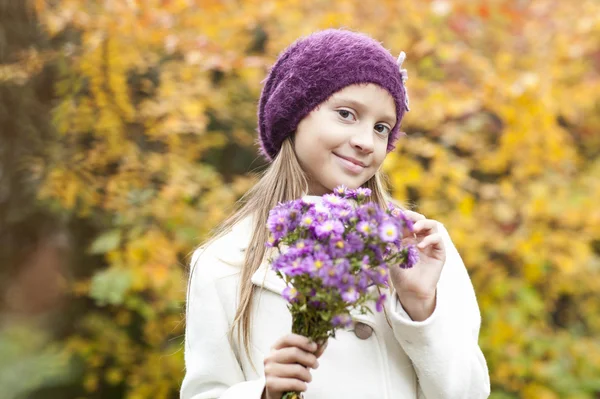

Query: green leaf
88 229 122 254
0 325 75 398
89 268 132 306
320 311 331 321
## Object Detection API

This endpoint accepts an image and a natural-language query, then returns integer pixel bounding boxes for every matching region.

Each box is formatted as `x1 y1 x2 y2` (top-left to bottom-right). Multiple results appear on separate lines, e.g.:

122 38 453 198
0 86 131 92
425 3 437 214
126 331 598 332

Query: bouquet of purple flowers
265 186 419 399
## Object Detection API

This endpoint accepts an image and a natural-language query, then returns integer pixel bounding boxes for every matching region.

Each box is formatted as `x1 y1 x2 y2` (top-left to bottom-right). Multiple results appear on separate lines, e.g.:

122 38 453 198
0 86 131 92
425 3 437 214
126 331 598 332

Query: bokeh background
1 0 599 398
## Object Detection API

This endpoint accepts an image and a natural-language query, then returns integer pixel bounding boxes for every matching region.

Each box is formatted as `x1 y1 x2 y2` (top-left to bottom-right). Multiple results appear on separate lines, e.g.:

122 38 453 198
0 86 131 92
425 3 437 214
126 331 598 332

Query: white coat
180 215 490 399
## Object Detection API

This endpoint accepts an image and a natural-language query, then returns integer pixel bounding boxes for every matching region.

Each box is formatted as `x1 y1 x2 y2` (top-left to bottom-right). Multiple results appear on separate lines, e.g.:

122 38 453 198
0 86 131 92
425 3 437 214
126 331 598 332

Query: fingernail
314 360 320 369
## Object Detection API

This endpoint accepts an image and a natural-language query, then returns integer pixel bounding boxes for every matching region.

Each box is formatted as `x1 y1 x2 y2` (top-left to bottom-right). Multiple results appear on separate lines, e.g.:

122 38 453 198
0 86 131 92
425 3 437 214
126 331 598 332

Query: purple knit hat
257 28 410 162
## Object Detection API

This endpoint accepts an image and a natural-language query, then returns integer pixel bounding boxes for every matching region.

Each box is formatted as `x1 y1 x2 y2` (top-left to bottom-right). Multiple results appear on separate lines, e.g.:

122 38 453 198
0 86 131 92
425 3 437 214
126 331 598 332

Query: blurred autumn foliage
1 0 599 398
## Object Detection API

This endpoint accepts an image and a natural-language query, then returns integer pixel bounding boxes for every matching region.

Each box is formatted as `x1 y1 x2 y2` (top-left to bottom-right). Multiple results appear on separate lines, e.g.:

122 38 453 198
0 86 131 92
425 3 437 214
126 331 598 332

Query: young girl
180 29 490 399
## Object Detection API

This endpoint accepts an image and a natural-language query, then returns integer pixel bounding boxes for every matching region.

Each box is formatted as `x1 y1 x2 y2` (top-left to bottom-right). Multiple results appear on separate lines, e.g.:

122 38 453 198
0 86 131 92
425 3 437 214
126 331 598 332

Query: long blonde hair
189 136 398 363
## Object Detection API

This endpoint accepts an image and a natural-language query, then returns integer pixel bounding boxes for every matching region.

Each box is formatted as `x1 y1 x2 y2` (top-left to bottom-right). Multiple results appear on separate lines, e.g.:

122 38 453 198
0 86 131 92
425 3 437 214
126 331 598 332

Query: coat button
354 322 373 340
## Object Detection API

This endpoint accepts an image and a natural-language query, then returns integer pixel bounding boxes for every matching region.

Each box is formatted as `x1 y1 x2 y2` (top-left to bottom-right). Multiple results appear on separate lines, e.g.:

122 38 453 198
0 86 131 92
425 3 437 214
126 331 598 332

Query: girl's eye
375 124 391 136
337 109 355 121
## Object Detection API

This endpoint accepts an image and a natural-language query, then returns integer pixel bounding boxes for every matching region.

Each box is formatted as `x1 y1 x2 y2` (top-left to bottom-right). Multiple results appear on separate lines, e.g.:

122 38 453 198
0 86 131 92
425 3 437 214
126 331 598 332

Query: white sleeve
180 249 266 399
388 223 491 399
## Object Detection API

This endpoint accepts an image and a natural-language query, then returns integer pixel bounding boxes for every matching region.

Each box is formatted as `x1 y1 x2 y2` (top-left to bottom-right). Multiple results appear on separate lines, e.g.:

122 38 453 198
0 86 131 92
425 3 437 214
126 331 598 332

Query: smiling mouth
333 152 367 167
333 153 367 174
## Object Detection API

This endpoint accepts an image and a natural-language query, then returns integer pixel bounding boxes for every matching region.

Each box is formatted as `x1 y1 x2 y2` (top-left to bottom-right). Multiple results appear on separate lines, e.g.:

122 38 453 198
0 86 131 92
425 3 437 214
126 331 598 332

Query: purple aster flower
294 239 315 255
357 203 382 222
272 251 290 271
308 299 326 309
371 266 389 285
267 205 295 238
300 213 316 229
265 234 279 248
335 258 351 272
342 286 360 303
306 288 325 308
301 196 319 206
405 244 420 269
346 232 365 253
291 199 304 209
314 219 345 239
398 245 419 269
368 244 385 263
376 294 387 312
390 207 414 232
306 252 332 275
320 264 339 287
314 201 330 215
268 202 288 215
333 185 349 197
329 236 352 258
354 187 372 200
382 244 392 257
337 273 353 291
361 255 371 266
311 241 325 253
332 313 352 328
320 258 350 287
336 207 353 221
357 221 375 237
379 221 399 242
287 208 301 230
266 217 288 240
402 212 415 232
281 255 309 276
271 253 289 271
323 193 348 208
293 239 307 252
282 286 300 303
356 273 370 291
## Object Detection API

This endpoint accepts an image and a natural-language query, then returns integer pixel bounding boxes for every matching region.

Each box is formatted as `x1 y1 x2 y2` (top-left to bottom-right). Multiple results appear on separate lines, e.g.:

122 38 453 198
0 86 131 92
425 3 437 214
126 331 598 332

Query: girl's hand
262 334 328 399
389 210 446 321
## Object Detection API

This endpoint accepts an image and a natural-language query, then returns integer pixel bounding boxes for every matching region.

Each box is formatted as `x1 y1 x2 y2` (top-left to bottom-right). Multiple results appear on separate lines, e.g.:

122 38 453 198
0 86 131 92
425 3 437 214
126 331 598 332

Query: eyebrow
332 97 397 126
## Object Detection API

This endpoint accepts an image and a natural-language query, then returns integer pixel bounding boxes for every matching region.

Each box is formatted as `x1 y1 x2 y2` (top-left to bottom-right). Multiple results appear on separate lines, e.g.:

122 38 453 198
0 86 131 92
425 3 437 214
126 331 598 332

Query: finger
403 210 426 222
412 219 438 236
314 339 328 358
265 363 313 382
266 376 308 394
271 347 319 369
417 233 444 250
401 236 418 247
272 334 318 353
400 211 426 237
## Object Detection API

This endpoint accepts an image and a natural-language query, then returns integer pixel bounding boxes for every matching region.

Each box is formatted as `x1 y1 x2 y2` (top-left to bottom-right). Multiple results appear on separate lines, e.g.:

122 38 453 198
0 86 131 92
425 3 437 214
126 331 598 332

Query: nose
349 126 375 154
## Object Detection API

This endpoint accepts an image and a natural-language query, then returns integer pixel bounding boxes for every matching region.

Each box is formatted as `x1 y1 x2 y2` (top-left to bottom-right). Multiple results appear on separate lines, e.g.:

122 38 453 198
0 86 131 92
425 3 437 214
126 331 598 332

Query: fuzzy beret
257 28 410 162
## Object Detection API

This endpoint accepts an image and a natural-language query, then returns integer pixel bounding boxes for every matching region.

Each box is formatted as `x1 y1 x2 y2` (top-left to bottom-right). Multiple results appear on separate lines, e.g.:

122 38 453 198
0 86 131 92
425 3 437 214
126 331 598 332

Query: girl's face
294 83 397 195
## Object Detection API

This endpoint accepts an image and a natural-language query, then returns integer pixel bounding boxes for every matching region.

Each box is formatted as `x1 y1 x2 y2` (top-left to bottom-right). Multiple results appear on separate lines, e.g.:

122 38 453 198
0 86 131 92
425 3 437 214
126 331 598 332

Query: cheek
297 128 340 158
320 123 352 148
308 115 348 149
294 131 328 168
372 146 387 168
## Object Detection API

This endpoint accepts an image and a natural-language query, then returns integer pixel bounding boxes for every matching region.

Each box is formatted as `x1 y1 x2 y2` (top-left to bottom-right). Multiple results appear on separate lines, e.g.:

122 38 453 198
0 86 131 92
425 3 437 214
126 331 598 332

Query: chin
327 177 369 191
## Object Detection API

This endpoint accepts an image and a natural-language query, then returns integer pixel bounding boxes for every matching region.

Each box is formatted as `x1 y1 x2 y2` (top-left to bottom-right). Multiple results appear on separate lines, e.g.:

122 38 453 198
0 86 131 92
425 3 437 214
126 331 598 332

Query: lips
333 153 368 175
333 153 367 167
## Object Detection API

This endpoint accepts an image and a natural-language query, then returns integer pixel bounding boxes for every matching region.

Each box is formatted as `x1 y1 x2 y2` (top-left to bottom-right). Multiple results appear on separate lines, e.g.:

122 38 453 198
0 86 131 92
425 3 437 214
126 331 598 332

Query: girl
181 29 490 399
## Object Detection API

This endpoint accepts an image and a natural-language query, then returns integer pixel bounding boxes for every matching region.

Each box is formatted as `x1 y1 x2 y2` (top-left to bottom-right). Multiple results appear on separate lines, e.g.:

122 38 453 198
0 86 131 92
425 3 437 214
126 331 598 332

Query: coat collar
213 215 287 295
251 257 288 295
